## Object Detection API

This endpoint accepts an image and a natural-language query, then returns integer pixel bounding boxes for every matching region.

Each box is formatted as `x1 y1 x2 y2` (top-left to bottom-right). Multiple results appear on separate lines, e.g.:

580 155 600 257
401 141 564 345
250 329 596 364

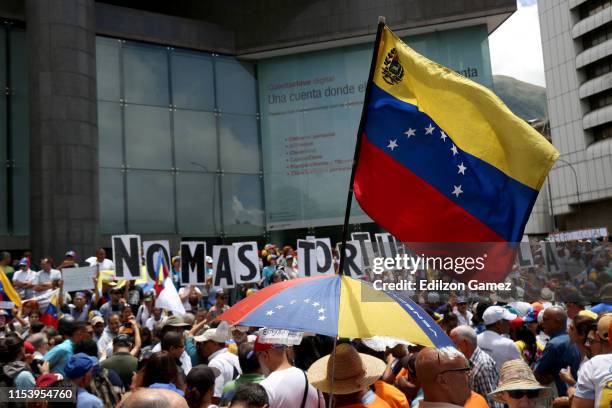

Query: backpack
88 367 122 407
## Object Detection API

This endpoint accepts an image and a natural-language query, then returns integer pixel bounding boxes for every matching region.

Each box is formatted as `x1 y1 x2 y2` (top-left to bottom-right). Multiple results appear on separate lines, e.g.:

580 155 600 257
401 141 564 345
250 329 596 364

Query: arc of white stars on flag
387 139 398 151
452 185 463 197
424 124 435 135
458 162 466 175
404 128 416 138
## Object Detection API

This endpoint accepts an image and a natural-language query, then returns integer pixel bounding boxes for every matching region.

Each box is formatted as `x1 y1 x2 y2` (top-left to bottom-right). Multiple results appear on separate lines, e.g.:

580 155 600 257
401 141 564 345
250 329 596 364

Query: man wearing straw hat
308 342 387 407
489 359 550 408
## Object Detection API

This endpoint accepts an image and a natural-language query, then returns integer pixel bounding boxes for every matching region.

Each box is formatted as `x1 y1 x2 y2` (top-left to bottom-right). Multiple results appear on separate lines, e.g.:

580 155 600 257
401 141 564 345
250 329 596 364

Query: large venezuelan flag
354 25 559 282
0 269 21 308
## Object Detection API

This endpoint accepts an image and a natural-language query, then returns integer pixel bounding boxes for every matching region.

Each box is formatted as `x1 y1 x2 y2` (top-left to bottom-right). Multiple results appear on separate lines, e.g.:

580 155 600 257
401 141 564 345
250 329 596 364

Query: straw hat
490 359 550 402
307 343 385 395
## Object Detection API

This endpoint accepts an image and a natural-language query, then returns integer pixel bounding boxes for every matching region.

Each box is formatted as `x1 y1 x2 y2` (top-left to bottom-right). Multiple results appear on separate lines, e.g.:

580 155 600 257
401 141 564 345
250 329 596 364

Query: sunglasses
507 390 540 399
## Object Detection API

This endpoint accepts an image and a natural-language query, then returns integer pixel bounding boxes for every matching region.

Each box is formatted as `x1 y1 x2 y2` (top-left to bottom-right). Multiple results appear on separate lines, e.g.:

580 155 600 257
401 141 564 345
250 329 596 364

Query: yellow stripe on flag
372 26 558 190
0 269 21 308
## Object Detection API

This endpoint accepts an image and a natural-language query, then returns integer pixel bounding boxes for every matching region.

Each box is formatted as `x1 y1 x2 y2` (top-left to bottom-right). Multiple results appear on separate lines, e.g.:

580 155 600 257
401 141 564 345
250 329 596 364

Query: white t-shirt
12 269 36 299
208 348 241 398
178 286 201 312
454 310 473 327
477 330 521 371
145 316 167 331
260 366 324 408
86 257 115 271
574 354 612 408
34 269 62 296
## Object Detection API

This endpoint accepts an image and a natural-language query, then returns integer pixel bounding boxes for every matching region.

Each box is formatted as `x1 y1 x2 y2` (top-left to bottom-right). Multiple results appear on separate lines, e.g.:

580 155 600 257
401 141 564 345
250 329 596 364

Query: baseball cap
193 327 231 344
253 336 286 353
36 373 64 388
427 292 440 303
114 334 133 348
483 306 517 325
164 315 191 328
523 308 538 323
18 258 29 266
90 316 104 326
206 256 213 264
65 250 76 257
24 341 35 355
456 296 467 304
143 293 154 301
64 353 95 380
597 314 612 341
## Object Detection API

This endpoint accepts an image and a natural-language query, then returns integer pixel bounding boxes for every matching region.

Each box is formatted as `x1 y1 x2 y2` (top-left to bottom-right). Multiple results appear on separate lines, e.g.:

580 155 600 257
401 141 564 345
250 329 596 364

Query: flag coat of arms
353 24 559 282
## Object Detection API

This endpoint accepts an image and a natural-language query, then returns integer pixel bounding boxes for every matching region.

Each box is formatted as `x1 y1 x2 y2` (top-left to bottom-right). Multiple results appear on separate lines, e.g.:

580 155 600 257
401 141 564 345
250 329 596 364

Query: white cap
206 256 213 264
193 321 231 343
483 306 517 325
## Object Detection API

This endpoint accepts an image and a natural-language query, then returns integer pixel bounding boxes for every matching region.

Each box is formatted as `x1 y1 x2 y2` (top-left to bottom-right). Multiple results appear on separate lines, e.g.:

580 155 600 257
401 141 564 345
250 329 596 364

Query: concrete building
0 0 516 261
537 0 612 234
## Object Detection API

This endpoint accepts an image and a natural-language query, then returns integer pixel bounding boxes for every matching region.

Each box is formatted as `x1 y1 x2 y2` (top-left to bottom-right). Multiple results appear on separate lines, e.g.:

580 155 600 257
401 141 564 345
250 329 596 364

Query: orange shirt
396 367 409 380
374 380 410 408
464 391 488 408
341 395 392 408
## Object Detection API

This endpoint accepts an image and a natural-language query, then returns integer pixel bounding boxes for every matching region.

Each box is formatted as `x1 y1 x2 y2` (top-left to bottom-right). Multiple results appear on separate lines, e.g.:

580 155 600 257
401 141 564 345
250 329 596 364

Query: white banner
62 266 96 292
233 242 260 284
213 246 236 289
112 235 142 280
548 227 608 242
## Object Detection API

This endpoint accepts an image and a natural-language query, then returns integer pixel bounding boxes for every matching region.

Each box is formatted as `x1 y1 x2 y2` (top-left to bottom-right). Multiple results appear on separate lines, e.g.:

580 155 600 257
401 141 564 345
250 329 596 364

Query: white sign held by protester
337 241 363 278
233 242 260 284
180 241 207 285
258 328 303 346
143 241 171 283
213 246 236 289
112 235 142 280
62 266 96 292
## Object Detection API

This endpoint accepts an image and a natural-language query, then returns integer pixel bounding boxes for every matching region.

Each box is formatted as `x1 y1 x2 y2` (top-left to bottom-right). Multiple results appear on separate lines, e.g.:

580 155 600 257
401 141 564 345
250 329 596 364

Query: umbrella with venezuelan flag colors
216 275 452 348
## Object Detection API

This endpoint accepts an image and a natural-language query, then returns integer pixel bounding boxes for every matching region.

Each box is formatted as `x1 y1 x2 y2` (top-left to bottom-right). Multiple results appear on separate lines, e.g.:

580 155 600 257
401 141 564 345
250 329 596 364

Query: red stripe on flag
354 136 515 282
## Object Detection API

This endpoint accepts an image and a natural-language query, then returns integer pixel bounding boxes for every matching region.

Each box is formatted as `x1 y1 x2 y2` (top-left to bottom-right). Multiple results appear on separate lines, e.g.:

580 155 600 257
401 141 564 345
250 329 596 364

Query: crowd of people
0 240 609 407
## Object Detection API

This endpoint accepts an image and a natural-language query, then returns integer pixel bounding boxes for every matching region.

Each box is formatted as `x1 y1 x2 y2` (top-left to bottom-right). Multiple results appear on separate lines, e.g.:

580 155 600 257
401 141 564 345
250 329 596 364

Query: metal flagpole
328 15 386 408
337 16 386 277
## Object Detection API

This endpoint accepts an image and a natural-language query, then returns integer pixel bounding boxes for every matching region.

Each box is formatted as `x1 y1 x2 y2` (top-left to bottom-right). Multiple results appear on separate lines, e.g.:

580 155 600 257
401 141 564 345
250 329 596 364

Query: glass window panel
176 172 220 235
173 109 217 172
10 163 29 235
215 58 257 115
123 43 169 106
221 174 264 236
0 107 5 232
9 30 29 235
100 168 125 234
127 170 175 233
0 29 6 233
124 105 172 170
219 114 260 173
98 102 123 168
96 37 121 102
171 50 215 110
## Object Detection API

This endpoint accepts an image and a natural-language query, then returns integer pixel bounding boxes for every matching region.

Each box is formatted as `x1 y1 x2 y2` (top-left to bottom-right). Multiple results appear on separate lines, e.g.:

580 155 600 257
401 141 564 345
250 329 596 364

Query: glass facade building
0 23 28 236
96 37 264 237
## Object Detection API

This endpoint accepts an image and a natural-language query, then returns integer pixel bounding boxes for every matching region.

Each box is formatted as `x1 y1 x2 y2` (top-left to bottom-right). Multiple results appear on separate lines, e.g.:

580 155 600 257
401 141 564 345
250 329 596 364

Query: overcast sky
489 0 545 87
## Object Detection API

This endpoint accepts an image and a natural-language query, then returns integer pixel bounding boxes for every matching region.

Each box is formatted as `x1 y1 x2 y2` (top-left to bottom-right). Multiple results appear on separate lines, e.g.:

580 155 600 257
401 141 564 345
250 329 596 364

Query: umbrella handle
327 337 338 408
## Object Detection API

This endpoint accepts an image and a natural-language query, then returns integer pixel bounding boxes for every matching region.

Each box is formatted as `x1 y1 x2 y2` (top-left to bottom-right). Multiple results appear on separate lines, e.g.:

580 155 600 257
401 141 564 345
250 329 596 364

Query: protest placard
62 266 96 292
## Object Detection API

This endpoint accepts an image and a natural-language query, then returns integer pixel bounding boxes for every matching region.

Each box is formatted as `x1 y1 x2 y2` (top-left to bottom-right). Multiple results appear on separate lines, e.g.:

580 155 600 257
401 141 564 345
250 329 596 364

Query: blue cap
148 383 185 397
64 353 94 379
523 308 538 323
18 258 29 266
